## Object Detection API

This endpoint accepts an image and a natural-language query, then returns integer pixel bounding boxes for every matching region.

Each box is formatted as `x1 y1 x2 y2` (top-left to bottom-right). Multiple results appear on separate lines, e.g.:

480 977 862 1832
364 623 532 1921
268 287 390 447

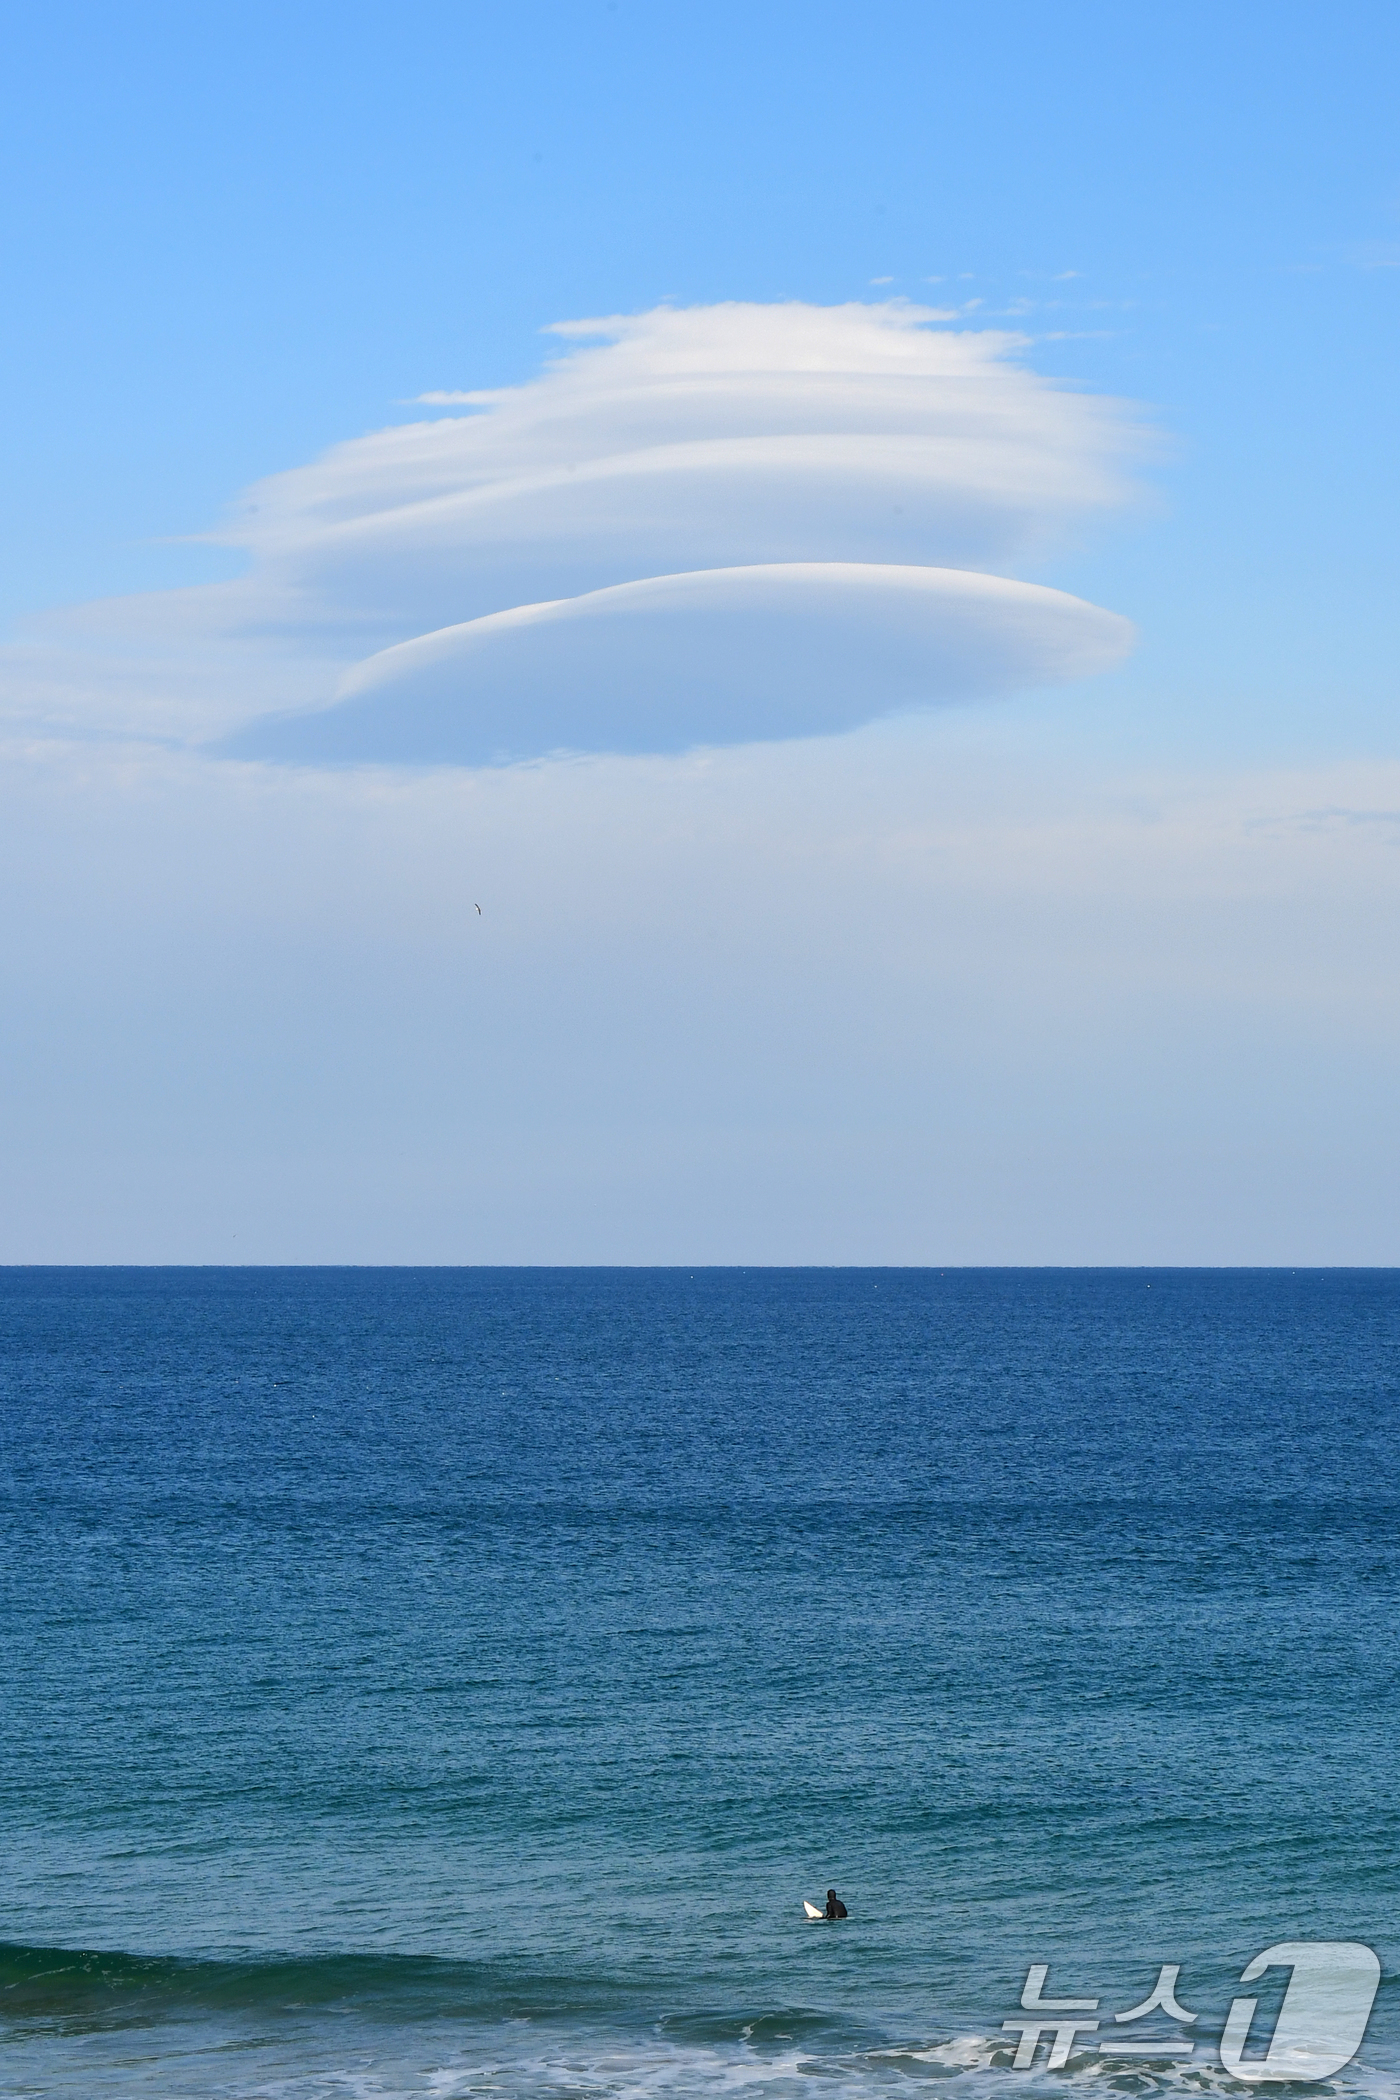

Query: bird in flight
474 903 482 914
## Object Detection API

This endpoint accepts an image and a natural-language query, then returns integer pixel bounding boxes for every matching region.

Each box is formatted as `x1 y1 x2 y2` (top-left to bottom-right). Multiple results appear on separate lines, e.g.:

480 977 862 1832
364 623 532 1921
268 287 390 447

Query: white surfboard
803 1900 825 1919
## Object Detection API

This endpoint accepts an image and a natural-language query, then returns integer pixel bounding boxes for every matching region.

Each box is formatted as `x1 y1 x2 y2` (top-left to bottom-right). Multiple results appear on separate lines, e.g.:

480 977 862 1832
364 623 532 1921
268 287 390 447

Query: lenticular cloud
241 565 1129 767
11 303 1142 763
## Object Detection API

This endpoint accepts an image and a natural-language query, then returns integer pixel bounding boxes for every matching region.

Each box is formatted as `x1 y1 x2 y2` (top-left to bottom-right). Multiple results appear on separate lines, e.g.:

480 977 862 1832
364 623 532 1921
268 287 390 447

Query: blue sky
2 2 1398 1259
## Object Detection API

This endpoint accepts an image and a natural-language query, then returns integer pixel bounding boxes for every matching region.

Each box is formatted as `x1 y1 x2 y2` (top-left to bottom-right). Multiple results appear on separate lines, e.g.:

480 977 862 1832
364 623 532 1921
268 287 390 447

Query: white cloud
230 563 1132 765
4 301 1143 760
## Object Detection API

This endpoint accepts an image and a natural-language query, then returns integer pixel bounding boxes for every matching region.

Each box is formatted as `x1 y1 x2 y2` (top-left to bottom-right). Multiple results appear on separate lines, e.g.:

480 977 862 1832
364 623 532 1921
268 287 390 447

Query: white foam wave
170 2030 1400 2100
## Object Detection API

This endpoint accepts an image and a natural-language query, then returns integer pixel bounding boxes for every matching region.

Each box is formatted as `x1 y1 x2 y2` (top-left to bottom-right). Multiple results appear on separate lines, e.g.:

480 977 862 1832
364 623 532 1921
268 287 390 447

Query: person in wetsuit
825 1889 848 1919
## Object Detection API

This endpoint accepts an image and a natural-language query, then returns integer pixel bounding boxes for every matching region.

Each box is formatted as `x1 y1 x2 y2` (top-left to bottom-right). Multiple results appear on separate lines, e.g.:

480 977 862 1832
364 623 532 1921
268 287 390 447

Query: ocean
2 1266 1397 2100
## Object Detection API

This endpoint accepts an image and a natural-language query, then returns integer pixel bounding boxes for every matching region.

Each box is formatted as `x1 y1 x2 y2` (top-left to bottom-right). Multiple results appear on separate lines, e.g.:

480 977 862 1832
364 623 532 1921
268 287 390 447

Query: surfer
825 1889 848 1919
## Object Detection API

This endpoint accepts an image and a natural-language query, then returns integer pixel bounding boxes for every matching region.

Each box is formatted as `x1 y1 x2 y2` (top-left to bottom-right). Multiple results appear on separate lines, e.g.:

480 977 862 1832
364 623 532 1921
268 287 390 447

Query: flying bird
474 903 481 914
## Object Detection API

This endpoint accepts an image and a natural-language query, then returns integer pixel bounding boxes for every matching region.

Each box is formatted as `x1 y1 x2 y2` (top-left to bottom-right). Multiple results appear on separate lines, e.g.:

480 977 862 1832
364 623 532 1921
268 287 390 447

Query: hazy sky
2 1 1397 1261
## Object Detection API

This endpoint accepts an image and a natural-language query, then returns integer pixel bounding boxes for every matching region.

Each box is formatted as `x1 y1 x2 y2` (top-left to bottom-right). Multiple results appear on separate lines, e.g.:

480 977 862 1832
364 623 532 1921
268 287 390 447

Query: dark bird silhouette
474 903 482 914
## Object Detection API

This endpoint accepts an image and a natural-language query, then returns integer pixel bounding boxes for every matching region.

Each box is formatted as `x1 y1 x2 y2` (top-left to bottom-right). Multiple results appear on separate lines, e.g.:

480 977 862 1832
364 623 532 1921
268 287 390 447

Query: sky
1 0 1397 1262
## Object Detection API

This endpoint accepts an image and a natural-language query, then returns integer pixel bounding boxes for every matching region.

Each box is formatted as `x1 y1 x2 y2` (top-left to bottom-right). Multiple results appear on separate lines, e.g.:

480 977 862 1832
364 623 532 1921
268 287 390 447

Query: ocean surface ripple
2 1267 1397 2097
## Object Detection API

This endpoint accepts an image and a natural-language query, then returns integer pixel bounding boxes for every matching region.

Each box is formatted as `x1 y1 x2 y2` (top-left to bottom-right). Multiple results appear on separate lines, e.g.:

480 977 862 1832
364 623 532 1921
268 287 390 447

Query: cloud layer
6 302 1142 760
6 723 1400 1263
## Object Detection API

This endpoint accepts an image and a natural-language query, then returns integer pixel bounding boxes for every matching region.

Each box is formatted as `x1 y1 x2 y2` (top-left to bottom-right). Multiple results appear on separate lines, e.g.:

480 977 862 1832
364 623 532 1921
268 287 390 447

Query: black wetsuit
826 1894 848 1919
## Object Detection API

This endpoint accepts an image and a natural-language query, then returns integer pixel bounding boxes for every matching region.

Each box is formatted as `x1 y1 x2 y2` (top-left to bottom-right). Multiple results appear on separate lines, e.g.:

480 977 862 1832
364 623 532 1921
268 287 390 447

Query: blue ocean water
1 1267 1397 2100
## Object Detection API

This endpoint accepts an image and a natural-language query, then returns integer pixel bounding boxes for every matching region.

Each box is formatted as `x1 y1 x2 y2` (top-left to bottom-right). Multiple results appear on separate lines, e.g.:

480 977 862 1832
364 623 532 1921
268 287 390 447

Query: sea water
1 1267 1397 2100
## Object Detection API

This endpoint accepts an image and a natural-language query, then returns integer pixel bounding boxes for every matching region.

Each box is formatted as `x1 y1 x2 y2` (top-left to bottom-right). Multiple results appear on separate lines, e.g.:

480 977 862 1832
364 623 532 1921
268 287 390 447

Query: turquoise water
2 1267 1397 2098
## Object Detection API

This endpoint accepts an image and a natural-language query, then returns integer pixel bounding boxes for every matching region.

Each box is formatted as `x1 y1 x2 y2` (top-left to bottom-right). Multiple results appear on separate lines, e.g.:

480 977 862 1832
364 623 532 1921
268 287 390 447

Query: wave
0 1938 646 2028
5 1943 1398 2100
